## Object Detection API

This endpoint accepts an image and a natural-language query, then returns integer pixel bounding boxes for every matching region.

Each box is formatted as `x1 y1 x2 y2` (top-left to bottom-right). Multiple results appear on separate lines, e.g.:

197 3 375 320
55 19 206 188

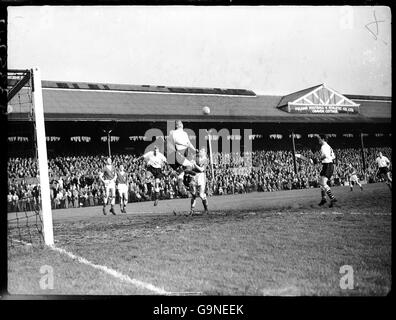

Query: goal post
7 67 54 246
31 67 54 246
206 129 215 183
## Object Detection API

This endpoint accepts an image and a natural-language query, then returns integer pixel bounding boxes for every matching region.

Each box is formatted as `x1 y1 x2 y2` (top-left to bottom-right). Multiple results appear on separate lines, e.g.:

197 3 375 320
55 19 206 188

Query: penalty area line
50 245 171 295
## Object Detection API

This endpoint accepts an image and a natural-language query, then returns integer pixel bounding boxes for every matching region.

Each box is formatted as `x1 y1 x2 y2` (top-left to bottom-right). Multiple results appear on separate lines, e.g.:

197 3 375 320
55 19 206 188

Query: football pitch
7 183 391 296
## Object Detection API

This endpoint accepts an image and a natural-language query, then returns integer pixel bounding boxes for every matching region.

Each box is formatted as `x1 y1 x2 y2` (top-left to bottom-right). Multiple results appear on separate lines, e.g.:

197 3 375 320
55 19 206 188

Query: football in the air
202 106 210 115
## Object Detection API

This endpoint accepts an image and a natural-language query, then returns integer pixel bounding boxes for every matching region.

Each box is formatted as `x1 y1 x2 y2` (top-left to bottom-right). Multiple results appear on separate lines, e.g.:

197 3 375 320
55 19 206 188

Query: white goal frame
32 67 54 245
9 67 54 245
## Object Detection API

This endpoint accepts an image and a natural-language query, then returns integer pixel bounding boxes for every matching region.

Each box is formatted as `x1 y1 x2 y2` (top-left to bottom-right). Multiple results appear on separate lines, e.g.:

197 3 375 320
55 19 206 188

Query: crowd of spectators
7 147 391 212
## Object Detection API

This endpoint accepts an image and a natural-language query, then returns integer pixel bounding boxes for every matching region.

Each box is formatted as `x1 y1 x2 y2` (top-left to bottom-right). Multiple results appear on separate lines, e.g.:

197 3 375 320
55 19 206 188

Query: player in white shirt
167 120 198 196
317 135 338 207
375 151 392 190
136 146 167 206
99 157 117 215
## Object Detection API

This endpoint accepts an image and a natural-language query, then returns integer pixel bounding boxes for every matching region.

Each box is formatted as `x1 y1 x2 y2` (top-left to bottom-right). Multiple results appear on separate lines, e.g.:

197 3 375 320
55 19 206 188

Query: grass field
7 183 392 296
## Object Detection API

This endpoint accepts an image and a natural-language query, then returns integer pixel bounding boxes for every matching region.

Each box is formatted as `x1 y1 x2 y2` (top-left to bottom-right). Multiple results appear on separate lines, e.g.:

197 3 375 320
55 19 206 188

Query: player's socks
177 179 186 197
326 189 335 200
319 189 326 206
203 199 208 212
327 185 337 207
110 204 116 215
154 192 160 206
189 198 196 216
102 205 107 215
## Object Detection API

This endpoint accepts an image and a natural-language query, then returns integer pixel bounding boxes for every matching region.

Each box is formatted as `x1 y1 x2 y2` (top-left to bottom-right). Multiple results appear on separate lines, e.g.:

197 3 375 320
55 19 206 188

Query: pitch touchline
50 245 171 295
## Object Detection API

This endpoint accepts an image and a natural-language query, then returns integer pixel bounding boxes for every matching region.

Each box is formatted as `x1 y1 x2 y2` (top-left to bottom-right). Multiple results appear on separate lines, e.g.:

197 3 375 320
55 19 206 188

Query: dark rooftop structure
7 80 391 123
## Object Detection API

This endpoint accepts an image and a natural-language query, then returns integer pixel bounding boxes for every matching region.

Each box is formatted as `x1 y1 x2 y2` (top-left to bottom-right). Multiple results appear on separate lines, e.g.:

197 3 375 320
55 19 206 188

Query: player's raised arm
133 155 144 163
112 171 117 183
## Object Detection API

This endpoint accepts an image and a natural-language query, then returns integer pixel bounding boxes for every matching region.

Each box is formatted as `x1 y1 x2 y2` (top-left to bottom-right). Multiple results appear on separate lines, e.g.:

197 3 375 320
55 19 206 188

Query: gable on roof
277 84 322 107
278 84 360 114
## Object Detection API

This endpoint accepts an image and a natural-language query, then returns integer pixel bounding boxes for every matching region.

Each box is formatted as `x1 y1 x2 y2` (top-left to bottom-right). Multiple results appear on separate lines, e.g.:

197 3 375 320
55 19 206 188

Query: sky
7 6 392 96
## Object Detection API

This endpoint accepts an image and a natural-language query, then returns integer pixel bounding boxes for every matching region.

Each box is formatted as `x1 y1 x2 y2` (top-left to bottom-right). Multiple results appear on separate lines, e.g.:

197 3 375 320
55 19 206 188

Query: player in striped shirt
116 164 129 213
99 157 117 215
347 164 363 191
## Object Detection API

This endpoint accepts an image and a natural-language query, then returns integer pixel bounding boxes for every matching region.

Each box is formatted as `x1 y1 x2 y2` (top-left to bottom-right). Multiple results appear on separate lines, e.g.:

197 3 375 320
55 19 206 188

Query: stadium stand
7 147 392 212
7 80 391 211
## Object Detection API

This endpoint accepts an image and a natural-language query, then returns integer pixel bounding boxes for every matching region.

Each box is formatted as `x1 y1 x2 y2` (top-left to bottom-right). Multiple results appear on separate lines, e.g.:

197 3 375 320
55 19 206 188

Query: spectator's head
106 157 112 165
119 164 124 171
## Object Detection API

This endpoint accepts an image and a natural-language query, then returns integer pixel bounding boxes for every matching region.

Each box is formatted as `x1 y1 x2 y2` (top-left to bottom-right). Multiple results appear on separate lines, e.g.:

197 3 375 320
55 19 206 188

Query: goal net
7 68 54 247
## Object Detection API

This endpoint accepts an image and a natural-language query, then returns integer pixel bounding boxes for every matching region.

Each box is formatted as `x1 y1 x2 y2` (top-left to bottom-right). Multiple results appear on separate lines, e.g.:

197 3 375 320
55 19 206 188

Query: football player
116 164 129 213
375 151 392 190
136 146 167 206
167 120 197 197
99 157 117 215
317 135 338 208
188 147 210 215
347 164 363 191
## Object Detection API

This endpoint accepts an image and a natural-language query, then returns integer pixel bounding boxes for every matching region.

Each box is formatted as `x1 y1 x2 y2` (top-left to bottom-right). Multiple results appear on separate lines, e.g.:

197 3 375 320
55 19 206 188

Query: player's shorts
349 174 359 183
147 165 163 179
104 180 116 195
117 183 128 197
183 172 195 188
378 167 389 176
190 173 206 197
320 163 334 179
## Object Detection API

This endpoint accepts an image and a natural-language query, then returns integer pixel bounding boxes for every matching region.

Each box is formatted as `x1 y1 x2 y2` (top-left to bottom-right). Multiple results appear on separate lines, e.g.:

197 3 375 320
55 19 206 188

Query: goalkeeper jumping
167 120 198 197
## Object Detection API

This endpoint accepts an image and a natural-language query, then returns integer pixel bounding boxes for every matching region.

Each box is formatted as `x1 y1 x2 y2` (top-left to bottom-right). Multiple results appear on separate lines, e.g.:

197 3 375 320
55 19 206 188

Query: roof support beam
7 70 31 102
